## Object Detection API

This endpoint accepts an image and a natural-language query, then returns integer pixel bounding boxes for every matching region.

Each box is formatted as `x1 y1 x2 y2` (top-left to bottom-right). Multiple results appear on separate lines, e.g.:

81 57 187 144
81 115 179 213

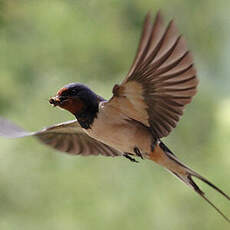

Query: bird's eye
70 89 77 96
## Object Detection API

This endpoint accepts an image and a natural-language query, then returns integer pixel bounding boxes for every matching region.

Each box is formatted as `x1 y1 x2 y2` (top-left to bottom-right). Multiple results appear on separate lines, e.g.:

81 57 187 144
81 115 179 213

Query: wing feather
0 117 122 157
108 11 198 138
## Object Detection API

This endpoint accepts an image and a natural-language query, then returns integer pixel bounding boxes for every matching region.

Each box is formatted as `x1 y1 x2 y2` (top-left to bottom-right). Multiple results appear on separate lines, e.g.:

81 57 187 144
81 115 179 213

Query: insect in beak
49 95 68 107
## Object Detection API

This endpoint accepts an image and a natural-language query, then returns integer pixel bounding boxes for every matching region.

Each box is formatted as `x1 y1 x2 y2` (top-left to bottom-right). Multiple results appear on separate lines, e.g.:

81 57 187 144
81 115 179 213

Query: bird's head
49 83 100 116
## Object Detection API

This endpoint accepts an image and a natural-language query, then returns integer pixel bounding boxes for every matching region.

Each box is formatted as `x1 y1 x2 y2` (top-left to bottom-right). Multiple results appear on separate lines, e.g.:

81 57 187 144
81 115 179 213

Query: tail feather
157 141 230 223
192 171 230 200
188 173 230 223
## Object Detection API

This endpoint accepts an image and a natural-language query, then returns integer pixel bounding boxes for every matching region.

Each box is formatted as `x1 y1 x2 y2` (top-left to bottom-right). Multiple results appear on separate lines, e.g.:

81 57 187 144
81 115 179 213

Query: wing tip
0 116 30 138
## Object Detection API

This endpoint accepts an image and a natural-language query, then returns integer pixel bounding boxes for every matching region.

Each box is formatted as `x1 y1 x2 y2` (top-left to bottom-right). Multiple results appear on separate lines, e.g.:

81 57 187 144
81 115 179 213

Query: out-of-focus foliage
0 0 230 229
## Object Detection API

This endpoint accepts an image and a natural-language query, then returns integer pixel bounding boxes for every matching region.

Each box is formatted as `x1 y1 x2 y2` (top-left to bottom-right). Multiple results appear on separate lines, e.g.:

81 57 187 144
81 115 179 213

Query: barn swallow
0 11 229 222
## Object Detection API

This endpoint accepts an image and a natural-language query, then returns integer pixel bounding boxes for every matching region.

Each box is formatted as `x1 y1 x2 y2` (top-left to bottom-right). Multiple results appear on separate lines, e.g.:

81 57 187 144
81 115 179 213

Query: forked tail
150 141 230 223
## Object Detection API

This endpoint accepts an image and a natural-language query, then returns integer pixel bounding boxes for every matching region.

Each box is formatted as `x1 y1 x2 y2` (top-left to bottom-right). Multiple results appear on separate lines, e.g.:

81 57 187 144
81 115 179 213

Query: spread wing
108 11 198 138
0 117 121 157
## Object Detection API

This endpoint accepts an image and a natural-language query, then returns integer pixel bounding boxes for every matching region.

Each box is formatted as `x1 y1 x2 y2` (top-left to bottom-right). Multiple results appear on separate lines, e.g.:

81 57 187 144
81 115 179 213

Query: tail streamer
150 141 230 223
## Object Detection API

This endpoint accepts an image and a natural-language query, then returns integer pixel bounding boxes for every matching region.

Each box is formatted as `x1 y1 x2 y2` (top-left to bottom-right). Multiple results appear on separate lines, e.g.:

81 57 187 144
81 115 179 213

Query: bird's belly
85 114 152 155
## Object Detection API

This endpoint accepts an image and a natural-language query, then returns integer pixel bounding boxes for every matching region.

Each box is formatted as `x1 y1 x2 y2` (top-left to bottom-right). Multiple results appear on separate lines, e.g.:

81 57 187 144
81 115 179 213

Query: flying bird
0 12 229 222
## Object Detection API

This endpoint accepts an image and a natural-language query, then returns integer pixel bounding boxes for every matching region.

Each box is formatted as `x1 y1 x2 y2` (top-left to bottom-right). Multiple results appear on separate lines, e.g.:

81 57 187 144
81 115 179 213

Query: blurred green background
0 0 230 229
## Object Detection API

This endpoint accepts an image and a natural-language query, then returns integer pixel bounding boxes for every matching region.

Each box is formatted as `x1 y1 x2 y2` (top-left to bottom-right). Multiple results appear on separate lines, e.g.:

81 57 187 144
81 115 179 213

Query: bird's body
84 100 190 175
85 101 152 156
0 11 230 223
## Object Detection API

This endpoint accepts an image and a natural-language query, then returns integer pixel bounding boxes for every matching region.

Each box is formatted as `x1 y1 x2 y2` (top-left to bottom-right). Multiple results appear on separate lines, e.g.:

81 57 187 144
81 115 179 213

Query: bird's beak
49 94 84 114
49 95 68 107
